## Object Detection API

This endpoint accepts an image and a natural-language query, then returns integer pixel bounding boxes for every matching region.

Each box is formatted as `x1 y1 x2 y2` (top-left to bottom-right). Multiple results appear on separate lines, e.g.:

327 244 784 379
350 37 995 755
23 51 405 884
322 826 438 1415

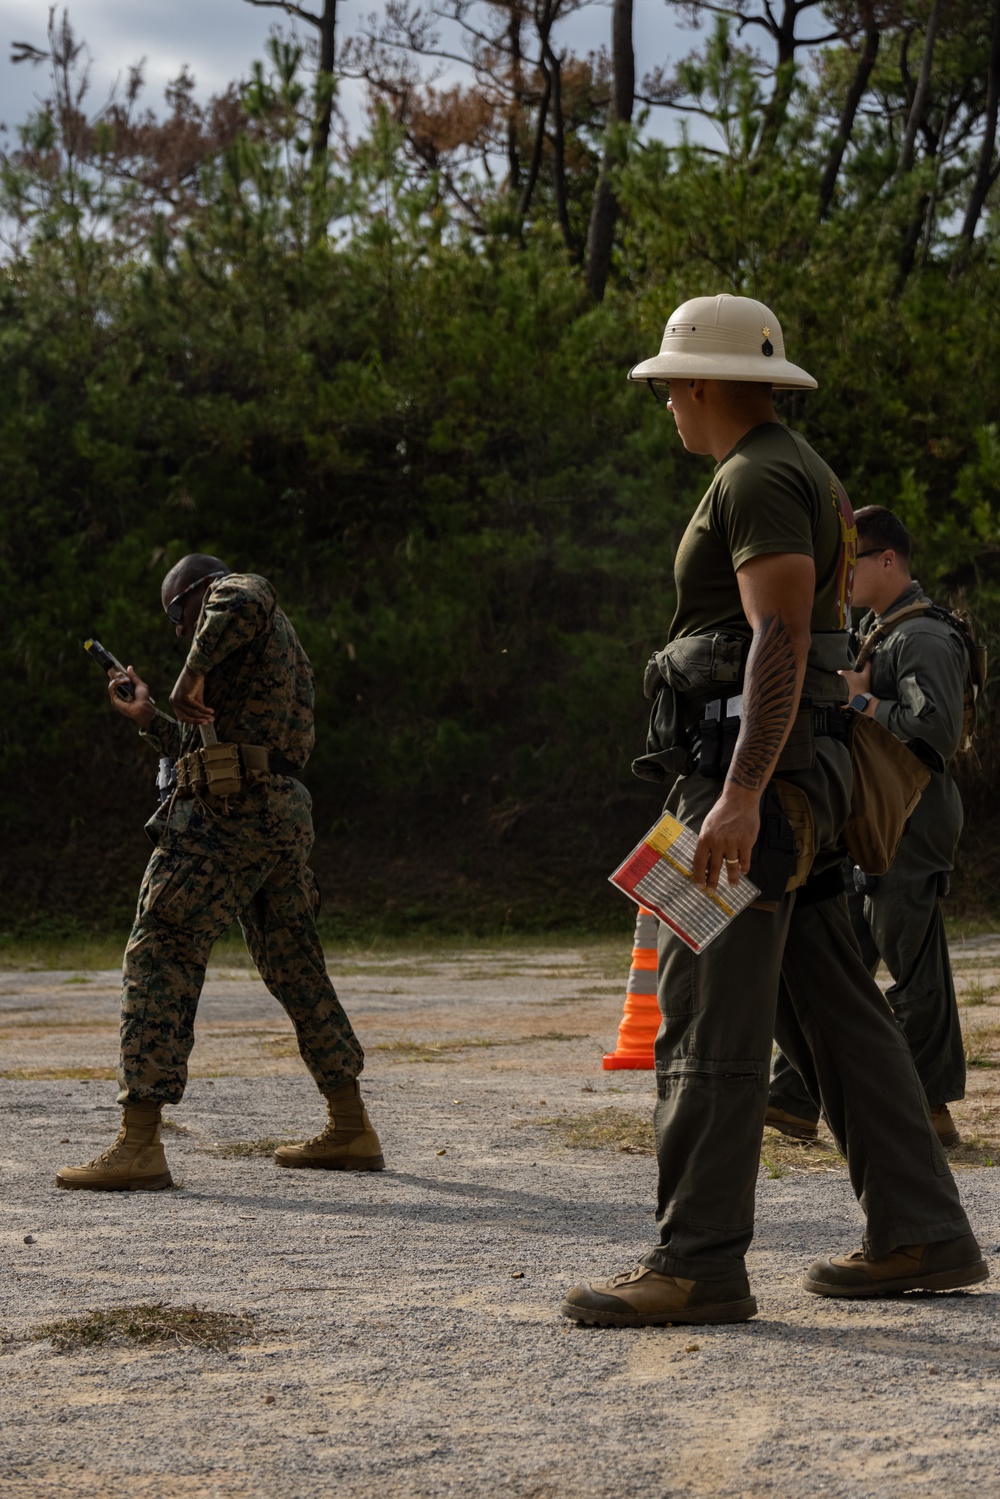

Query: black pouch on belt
698 698 743 780
747 783 798 903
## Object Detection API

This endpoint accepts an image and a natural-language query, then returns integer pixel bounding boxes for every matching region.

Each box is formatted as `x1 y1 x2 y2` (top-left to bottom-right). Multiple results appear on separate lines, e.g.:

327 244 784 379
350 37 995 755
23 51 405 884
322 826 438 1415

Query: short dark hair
853 505 911 562
716 380 774 405
161 553 230 598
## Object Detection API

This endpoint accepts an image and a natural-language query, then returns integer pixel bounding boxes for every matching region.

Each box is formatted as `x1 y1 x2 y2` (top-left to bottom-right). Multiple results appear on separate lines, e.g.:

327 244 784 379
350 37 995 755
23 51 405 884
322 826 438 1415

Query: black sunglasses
855 548 886 560
647 379 694 406
165 571 227 625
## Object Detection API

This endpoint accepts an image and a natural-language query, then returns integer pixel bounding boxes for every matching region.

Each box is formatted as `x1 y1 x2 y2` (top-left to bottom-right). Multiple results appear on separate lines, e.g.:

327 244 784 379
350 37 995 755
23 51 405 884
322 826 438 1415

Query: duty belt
700 696 849 740
174 741 304 800
695 695 848 780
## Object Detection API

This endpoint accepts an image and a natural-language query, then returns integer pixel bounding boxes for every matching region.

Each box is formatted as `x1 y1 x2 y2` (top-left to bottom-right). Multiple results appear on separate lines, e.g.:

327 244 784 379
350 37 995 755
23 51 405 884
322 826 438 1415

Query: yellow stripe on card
645 815 685 857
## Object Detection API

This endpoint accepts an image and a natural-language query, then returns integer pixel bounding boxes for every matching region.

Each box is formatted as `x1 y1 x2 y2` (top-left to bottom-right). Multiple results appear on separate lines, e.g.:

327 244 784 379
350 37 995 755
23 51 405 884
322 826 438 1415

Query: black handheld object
84 637 135 701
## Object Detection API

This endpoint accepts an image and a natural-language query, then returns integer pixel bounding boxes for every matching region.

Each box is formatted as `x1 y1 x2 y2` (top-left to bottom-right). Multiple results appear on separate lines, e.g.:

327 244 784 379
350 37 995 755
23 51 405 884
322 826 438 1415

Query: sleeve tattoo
728 612 799 792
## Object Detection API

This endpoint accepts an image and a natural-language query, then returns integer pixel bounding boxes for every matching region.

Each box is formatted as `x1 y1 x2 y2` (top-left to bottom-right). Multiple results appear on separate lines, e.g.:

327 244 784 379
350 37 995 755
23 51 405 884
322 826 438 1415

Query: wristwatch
849 692 873 712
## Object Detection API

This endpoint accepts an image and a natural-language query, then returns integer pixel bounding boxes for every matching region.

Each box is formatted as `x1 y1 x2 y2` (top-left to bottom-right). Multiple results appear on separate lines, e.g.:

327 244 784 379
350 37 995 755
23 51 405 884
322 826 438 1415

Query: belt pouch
201 742 243 797
698 711 723 778
175 749 206 794
747 783 798 903
697 701 741 779
632 678 693 782
239 743 271 787
774 699 817 773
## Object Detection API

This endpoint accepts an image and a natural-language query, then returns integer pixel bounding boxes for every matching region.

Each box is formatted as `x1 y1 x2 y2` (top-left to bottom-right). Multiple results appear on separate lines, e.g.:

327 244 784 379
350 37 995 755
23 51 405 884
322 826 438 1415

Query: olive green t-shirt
670 422 857 663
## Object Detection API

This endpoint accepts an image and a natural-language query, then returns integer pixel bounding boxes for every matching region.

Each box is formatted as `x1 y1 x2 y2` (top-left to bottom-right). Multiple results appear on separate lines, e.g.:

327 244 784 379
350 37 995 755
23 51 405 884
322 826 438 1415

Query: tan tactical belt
175 743 299 799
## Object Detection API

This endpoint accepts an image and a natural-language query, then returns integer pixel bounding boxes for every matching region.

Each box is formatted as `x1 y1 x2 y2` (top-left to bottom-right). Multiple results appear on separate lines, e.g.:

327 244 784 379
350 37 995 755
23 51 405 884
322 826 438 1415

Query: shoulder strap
854 601 932 669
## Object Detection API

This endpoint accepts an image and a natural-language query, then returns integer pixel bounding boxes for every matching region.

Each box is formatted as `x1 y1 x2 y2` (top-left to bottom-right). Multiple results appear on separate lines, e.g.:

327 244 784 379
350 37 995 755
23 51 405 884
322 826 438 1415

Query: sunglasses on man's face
164 571 227 625
647 380 694 406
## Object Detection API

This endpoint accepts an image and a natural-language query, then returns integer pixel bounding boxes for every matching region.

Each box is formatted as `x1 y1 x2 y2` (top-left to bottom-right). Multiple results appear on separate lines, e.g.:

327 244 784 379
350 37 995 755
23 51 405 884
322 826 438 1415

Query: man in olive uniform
560 295 986 1327
768 506 968 1146
57 555 383 1191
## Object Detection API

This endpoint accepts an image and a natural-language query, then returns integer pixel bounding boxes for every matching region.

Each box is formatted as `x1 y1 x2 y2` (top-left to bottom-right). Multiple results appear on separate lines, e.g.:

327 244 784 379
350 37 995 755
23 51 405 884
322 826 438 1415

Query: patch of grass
31 1303 256 1352
0 927 633 973
535 1109 850 1175
946 917 1000 942
0 1066 116 1081
965 1030 1000 1068
213 1137 292 1158
945 1134 998 1169
959 974 999 1006
373 1032 590 1063
533 1107 655 1155
61 975 93 985
0 1017 116 1032
160 1117 190 1135
531 1030 590 1042
759 1128 847 1176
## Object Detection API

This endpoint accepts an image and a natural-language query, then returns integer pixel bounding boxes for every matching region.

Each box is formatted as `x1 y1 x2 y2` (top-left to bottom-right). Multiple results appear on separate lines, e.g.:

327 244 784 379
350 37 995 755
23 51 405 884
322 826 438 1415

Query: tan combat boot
929 1103 960 1147
803 1234 989 1298
56 1103 173 1192
561 1265 758 1327
274 1080 385 1172
764 1105 819 1141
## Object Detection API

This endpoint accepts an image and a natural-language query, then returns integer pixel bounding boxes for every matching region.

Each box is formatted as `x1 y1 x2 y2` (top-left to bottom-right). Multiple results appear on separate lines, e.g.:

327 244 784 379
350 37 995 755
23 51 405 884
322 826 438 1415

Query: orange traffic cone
603 906 660 1069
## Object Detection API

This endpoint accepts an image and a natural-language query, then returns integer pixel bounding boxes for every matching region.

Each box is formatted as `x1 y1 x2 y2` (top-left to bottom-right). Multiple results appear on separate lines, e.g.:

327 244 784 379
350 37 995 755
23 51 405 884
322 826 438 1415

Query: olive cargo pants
118 781 364 1106
770 770 966 1121
641 739 971 1281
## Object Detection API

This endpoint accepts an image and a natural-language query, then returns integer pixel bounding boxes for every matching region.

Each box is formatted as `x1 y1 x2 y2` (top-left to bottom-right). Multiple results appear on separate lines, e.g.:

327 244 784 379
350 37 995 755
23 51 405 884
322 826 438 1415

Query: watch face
849 693 869 712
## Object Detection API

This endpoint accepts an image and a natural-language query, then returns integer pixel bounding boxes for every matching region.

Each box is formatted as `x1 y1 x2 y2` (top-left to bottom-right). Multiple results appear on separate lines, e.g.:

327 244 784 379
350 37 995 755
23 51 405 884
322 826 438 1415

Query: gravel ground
2 947 999 1499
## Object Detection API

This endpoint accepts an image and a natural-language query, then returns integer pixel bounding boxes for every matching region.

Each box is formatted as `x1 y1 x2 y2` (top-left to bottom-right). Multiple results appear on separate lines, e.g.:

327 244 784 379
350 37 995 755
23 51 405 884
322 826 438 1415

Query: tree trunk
817 5 880 221
311 0 337 172
507 0 524 195
754 0 803 160
517 64 552 224
954 0 1000 264
583 0 634 302
546 43 575 258
894 0 943 180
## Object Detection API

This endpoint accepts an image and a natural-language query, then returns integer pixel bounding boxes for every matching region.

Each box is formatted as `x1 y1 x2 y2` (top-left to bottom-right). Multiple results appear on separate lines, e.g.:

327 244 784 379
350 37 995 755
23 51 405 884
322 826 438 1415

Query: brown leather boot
55 1104 173 1192
764 1105 819 1141
273 1080 385 1171
561 1266 757 1327
804 1233 989 1297
929 1104 960 1147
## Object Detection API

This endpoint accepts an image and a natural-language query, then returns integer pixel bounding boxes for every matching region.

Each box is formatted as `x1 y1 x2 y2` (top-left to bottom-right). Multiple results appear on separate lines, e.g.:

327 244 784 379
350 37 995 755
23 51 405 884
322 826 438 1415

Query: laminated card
610 812 760 954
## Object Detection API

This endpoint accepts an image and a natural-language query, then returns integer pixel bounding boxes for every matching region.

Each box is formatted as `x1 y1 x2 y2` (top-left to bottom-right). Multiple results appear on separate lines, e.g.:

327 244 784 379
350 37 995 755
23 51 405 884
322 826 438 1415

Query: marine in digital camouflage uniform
57 556 383 1192
768 507 968 1147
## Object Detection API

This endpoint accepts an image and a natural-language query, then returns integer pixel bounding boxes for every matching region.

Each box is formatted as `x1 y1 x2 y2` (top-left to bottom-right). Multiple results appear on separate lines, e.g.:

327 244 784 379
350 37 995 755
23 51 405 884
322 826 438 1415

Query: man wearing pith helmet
560 293 987 1327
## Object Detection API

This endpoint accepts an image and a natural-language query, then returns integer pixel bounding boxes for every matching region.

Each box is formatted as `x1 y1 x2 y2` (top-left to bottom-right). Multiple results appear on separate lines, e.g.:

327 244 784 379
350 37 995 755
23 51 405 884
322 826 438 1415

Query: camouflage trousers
118 781 363 1106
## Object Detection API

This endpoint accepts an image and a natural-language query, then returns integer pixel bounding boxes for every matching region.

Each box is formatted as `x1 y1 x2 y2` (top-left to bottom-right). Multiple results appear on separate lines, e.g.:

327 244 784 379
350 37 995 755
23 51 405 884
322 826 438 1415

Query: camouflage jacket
140 574 315 770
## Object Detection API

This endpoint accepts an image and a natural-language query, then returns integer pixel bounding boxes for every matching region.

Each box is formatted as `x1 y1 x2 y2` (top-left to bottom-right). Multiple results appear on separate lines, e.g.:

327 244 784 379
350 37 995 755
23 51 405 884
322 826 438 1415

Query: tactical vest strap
853 601 933 669
854 598 986 751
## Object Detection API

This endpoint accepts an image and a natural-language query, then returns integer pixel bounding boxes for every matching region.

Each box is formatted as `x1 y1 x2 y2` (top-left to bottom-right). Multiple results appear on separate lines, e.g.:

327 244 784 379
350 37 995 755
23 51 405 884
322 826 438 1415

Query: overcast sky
0 0 707 144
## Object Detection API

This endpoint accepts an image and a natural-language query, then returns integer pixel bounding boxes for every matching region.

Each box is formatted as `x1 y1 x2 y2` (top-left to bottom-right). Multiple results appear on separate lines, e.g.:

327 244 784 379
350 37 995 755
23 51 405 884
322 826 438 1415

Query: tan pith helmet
628 294 817 390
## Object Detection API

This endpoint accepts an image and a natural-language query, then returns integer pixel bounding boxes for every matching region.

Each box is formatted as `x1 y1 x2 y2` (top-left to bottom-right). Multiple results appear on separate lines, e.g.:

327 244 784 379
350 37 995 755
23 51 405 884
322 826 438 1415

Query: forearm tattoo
728 612 799 792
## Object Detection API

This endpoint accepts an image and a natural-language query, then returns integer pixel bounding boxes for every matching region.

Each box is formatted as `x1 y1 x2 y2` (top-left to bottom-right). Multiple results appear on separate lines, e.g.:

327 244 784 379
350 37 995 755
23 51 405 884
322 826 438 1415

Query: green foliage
4 20 1000 922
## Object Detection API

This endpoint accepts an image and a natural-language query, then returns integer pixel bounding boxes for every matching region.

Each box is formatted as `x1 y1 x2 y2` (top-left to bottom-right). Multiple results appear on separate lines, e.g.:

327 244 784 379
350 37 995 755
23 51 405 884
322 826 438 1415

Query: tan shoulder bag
842 711 930 875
